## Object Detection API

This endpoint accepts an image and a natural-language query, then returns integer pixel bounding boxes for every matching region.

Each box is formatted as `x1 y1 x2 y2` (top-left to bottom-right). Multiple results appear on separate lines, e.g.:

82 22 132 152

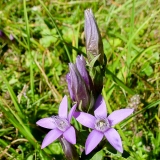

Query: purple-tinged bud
68 63 90 109
84 9 104 64
66 55 94 111
60 137 79 160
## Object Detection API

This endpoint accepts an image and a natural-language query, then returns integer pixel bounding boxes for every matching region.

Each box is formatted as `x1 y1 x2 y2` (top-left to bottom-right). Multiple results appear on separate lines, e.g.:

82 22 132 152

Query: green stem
38 0 72 62
23 0 35 101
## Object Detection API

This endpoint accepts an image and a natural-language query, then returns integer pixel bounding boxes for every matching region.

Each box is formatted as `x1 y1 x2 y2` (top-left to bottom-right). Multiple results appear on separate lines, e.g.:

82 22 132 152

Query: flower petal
41 128 63 149
66 73 75 101
59 95 68 119
36 117 56 129
104 128 123 153
68 103 77 123
76 55 89 86
85 130 103 155
94 95 107 118
73 111 96 129
63 126 76 144
108 109 134 126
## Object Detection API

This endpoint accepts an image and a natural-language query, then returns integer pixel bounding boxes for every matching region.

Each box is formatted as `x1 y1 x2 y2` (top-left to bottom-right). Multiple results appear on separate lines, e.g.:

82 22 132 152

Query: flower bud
60 137 79 160
84 9 104 65
66 55 94 111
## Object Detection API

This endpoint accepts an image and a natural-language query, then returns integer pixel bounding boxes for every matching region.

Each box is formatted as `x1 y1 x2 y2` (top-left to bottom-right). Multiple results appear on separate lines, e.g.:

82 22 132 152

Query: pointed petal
63 126 76 144
104 128 123 153
94 95 107 118
85 130 103 155
73 111 96 129
68 103 77 123
108 109 134 126
36 117 56 129
59 95 68 119
41 128 63 149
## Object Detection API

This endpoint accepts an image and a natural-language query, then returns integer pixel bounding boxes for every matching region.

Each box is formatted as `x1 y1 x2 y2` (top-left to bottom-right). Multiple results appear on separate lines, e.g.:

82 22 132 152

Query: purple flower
66 55 94 111
74 95 134 155
84 9 104 64
36 96 77 149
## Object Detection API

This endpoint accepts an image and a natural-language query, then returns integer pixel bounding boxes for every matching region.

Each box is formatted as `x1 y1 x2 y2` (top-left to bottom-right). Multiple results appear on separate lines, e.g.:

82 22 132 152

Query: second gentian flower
74 95 134 155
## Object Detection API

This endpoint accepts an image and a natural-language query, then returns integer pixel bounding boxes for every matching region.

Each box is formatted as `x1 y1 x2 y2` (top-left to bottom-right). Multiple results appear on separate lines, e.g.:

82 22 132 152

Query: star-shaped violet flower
73 95 134 155
36 95 77 149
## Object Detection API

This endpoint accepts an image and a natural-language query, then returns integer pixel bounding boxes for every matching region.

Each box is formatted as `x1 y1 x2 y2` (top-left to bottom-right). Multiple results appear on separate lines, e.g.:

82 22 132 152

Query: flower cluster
36 8 134 159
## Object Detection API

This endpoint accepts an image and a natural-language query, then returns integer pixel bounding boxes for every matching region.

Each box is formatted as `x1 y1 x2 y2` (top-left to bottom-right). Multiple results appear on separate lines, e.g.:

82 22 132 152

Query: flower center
52 116 70 132
95 118 110 132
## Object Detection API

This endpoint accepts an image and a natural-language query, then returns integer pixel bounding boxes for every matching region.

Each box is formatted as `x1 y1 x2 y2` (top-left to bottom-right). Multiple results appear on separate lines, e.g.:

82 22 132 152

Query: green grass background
0 0 160 159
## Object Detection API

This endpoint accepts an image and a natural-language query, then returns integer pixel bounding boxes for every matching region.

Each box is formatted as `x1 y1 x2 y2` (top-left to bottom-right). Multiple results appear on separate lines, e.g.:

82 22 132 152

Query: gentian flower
66 55 94 111
85 9 105 96
84 8 104 64
36 95 77 149
73 95 134 155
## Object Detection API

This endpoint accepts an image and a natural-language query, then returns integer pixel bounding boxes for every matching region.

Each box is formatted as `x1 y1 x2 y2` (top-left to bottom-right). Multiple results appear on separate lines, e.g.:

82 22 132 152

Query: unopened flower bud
60 137 79 160
84 8 104 64
66 55 94 111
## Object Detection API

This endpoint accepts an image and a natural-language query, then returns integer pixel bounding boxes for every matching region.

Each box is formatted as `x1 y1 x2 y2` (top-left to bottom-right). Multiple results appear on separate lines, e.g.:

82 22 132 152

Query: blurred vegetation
0 0 160 159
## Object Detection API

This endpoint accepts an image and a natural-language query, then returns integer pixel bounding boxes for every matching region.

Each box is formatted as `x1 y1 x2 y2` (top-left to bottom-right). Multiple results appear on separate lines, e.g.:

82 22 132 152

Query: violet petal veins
74 95 134 155
36 96 77 149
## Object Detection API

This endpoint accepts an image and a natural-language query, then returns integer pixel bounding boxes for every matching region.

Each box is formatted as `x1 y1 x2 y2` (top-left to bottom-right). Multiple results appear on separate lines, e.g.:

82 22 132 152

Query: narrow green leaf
105 69 135 95
38 0 72 62
0 72 23 118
